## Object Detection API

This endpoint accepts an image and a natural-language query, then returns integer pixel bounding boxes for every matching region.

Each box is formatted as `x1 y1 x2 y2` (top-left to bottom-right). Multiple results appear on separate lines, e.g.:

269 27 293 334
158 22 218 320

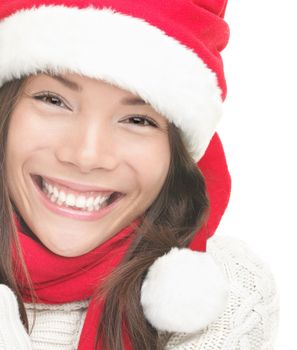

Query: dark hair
0 74 210 349
0 77 39 334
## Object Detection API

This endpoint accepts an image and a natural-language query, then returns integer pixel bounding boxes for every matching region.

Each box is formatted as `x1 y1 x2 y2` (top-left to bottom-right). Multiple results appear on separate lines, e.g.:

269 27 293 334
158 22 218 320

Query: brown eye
123 115 158 128
33 92 68 109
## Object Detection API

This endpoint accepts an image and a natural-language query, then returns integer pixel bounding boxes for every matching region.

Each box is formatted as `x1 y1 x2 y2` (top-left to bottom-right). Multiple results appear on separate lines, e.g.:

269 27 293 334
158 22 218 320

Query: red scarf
12 212 139 349
10 133 231 349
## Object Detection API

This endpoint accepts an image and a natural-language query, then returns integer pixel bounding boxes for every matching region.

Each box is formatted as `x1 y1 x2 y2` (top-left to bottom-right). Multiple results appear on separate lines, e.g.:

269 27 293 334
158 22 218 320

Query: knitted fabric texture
20 236 279 350
0 285 32 349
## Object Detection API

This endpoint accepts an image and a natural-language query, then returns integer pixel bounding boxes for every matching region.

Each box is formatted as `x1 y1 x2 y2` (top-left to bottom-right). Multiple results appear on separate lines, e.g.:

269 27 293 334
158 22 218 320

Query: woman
0 1 279 350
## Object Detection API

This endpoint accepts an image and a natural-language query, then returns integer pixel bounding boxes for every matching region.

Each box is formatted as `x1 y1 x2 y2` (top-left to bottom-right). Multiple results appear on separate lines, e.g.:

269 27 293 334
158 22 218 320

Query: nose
55 120 118 173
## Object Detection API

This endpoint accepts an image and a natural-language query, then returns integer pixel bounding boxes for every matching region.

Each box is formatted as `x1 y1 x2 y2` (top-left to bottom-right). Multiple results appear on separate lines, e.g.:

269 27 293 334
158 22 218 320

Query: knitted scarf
12 211 140 349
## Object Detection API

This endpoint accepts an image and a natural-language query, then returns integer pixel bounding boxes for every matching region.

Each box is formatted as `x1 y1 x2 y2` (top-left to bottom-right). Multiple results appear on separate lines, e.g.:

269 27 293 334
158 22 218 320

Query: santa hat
0 1 231 333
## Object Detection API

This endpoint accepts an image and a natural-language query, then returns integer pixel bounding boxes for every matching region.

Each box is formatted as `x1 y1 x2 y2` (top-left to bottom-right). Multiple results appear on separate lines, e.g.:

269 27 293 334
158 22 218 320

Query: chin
42 239 91 257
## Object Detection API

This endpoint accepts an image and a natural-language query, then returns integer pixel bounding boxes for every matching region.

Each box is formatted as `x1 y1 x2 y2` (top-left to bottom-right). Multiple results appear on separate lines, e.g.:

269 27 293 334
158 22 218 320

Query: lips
31 173 125 220
31 174 122 198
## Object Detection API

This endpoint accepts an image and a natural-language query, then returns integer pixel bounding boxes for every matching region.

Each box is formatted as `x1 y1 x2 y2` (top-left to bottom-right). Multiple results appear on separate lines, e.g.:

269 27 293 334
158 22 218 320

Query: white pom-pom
140 247 230 333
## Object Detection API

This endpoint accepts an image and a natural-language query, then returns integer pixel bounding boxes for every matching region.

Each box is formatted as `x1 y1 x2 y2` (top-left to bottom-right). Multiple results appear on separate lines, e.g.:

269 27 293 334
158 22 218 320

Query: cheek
7 107 44 156
121 135 170 191
6 109 30 181
7 105 65 162
5 111 31 203
5 106 59 197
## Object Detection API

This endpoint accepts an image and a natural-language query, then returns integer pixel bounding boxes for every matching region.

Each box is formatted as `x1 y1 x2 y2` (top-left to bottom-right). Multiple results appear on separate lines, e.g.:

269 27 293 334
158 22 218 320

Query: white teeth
76 195 86 208
40 177 112 212
65 193 76 206
57 191 66 205
85 197 94 207
53 186 59 198
94 196 104 206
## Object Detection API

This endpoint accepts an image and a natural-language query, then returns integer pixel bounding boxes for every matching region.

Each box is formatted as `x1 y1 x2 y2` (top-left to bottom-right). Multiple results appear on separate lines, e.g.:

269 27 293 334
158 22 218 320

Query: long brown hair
0 77 39 334
0 75 210 349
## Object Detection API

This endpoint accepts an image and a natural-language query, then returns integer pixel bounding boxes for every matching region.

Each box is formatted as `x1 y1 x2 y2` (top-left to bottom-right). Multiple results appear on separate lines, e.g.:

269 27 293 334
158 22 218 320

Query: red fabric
0 0 229 100
191 132 232 251
10 132 230 349
12 214 139 349
1 2 231 347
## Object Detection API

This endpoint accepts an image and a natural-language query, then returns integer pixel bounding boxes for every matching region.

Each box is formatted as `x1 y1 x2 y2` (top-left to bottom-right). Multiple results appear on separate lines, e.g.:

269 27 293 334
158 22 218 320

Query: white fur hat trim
140 247 230 333
0 5 223 162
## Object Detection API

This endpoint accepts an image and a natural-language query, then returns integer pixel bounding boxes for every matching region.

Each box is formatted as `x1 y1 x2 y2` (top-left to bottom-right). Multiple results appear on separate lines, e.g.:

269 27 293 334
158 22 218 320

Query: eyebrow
46 74 149 105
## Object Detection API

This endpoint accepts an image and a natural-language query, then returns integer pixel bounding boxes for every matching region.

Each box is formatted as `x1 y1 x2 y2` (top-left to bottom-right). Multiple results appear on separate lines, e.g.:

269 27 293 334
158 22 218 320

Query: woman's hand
0 284 32 350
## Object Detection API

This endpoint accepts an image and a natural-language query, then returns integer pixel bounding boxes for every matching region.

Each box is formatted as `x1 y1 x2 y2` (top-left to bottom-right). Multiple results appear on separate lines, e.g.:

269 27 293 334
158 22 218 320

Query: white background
216 0 296 348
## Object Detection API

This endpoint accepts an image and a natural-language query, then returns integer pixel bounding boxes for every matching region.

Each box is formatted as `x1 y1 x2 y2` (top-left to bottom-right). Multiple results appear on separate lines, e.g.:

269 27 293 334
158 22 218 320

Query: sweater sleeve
161 236 280 350
0 284 33 350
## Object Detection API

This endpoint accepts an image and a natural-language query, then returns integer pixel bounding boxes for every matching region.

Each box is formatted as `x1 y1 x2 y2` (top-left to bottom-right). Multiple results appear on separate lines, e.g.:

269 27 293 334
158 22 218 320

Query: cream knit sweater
2 236 280 350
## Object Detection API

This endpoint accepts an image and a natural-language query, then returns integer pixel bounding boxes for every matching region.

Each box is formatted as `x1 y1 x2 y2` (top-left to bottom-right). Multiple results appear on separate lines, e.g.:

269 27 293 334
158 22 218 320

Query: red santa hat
0 0 231 333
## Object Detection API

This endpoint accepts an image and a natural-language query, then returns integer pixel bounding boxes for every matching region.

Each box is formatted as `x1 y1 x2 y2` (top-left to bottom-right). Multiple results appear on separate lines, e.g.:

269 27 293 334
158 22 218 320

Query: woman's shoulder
207 235 277 285
162 235 280 349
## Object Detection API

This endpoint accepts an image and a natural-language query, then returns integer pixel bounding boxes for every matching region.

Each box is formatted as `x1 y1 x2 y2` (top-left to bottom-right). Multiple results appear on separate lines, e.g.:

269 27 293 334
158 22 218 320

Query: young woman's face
6 72 170 257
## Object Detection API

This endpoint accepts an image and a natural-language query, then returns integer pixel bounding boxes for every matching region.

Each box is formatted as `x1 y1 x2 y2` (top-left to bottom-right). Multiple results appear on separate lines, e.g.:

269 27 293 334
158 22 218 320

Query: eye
123 115 158 128
33 91 69 109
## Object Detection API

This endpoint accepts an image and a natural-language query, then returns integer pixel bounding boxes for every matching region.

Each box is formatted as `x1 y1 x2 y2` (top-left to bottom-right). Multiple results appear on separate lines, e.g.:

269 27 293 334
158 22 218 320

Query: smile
31 175 125 221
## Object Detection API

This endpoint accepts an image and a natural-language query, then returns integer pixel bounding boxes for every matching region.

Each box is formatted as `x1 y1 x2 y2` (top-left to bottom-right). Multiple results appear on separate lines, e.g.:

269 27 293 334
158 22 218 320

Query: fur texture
141 247 230 333
0 5 223 161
